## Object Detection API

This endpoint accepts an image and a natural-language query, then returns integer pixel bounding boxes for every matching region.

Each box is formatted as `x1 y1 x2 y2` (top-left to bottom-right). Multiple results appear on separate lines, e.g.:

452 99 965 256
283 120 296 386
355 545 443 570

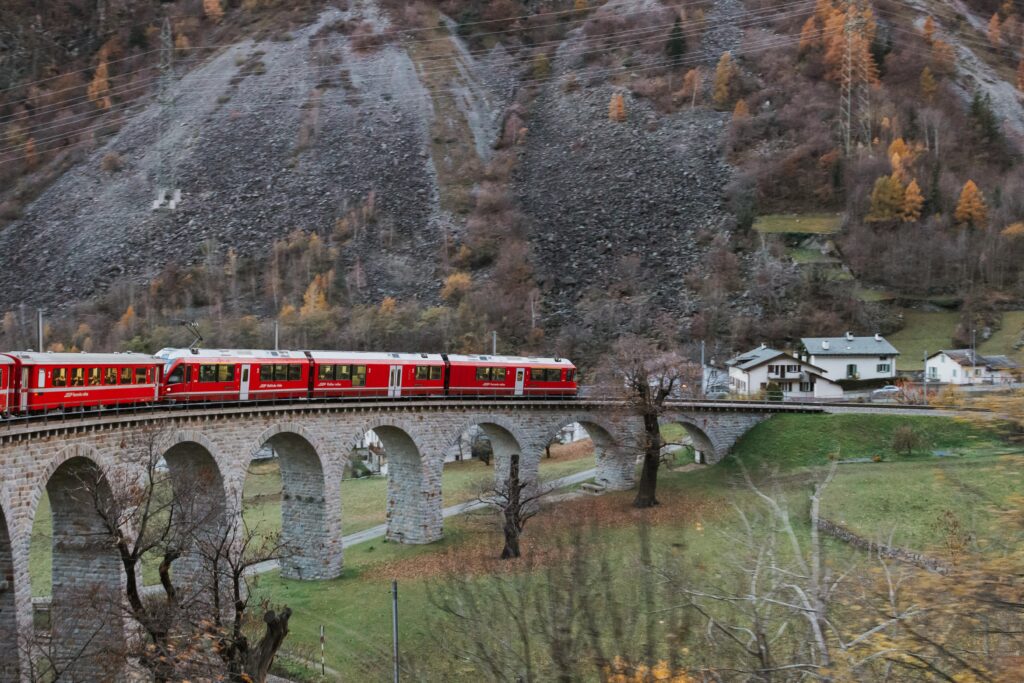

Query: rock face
0 4 446 309
515 87 733 328
0 0 735 331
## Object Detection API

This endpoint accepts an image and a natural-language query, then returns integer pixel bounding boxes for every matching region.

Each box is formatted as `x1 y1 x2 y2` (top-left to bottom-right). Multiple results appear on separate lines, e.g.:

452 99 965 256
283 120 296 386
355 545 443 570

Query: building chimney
822 340 830 350
845 331 854 341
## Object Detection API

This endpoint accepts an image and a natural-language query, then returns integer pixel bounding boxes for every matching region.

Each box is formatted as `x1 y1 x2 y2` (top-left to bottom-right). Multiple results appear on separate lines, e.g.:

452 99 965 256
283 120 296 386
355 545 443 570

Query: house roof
726 346 827 373
930 349 1019 370
802 335 900 356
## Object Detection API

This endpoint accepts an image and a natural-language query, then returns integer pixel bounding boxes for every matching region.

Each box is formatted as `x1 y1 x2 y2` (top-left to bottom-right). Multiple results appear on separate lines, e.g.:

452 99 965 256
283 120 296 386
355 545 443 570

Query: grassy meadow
253 413 1024 681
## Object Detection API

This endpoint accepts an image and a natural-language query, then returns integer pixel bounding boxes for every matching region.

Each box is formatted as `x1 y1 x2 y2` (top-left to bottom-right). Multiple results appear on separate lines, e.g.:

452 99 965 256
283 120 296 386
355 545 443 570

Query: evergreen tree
666 16 685 64
969 92 1002 148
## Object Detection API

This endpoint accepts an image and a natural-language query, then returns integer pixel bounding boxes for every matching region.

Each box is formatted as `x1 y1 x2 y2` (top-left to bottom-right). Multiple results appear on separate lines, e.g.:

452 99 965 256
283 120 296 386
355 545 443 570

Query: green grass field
753 213 842 234
788 247 839 264
254 413 1019 680
979 310 1024 365
887 310 960 371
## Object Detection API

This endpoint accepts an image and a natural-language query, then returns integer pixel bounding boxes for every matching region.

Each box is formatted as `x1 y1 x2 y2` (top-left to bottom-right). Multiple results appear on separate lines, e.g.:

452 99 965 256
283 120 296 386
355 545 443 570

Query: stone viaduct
0 398 819 680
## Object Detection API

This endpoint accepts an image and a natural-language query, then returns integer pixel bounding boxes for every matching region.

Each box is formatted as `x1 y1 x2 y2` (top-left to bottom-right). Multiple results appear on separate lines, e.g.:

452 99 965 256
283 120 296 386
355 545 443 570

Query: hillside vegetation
2 0 1024 365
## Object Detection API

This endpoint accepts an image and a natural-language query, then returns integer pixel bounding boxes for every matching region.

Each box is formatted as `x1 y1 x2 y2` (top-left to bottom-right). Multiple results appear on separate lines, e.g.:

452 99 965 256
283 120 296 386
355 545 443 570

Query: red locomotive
0 347 577 416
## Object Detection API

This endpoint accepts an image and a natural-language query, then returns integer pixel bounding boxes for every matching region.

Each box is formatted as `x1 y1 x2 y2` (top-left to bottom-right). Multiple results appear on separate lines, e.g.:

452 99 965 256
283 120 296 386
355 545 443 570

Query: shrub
101 152 123 173
891 425 923 456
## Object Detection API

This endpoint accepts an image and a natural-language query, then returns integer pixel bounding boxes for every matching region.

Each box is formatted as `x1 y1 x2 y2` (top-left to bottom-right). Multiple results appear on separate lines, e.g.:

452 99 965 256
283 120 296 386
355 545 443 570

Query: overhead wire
0 23 847 167
0 0 818 145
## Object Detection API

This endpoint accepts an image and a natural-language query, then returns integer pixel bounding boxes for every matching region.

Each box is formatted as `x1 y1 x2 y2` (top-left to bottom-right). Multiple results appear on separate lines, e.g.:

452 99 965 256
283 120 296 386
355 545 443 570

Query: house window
787 365 800 373
877 364 890 373
928 367 938 379
846 364 858 379
800 381 813 392
953 369 958 378
975 368 982 377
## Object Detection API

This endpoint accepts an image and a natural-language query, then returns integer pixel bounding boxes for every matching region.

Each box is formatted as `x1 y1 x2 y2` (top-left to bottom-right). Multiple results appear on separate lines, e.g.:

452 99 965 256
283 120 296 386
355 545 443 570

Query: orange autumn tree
902 179 924 222
867 175 905 223
799 15 820 51
732 98 750 120
988 12 1002 46
87 57 112 110
922 15 936 44
203 0 224 22
921 66 938 101
681 68 702 108
713 51 735 106
1017 59 1024 93
608 92 627 122
821 1 878 84
955 180 988 228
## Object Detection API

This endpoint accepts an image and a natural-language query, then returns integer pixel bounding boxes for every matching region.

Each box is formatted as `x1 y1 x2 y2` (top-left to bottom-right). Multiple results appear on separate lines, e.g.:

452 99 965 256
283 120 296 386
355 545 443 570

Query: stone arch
662 415 719 464
352 417 441 545
37 447 126 680
540 414 638 491
159 431 230 599
249 423 341 580
447 414 530 484
0 501 18 681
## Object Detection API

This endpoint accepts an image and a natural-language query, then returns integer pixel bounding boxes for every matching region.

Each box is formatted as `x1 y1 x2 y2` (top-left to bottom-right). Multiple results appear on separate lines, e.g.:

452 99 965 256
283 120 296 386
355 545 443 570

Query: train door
514 368 526 397
19 367 28 412
388 365 402 398
240 364 251 401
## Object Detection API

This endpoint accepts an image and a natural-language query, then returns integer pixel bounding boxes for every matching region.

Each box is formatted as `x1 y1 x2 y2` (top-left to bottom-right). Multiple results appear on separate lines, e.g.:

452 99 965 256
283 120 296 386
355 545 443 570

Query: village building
726 345 843 399
800 333 900 382
925 350 1020 385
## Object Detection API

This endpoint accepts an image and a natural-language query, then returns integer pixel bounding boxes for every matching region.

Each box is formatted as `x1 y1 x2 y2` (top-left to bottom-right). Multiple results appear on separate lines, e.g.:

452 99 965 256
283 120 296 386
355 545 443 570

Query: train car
156 348 310 403
0 355 15 415
309 351 446 399
3 352 162 412
445 355 578 398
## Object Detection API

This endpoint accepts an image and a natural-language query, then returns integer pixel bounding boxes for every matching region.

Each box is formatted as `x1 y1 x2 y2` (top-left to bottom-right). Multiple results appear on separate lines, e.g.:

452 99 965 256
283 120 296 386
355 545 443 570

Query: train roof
4 352 158 365
446 354 575 367
155 348 307 361
308 351 445 363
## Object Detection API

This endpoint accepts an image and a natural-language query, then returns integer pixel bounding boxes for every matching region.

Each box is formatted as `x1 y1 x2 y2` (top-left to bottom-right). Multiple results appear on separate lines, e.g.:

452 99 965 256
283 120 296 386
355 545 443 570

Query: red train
0 348 578 415
155 349 577 403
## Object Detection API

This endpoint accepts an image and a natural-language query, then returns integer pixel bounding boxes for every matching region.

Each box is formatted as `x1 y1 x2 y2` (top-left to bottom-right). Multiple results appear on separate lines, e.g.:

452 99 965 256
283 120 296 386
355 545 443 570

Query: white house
925 350 1019 385
800 332 899 382
726 345 843 399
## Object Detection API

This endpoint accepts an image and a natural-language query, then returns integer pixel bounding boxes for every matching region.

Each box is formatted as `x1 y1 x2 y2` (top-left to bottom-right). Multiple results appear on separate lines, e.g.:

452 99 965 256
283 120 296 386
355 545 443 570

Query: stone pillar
0 507 19 681
382 427 443 544
275 434 342 580
163 442 229 605
595 444 636 491
48 458 126 681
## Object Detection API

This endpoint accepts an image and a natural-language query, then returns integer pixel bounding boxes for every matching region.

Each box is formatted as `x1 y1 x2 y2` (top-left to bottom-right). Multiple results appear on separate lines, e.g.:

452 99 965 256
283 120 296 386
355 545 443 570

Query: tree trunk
242 608 292 683
501 453 523 559
633 413 662 508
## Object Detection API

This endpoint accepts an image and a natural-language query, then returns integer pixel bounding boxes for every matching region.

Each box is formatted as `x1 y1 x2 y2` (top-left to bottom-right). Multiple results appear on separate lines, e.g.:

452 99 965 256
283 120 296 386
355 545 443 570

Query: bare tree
477 453 550 559
30 428 295 682
600 334 690 508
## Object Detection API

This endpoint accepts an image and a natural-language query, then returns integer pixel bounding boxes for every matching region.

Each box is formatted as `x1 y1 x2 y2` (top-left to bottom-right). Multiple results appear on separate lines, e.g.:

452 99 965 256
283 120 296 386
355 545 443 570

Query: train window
431 366 442 380
318 365 334 381
104 368 117 385
217 365 235 383
273 364 285 381
493 368 506 381
567 369 575 382
70 368 84 387
166 367 184 385
53 368 67 387
88 368 101 386
415 366 430 380
135 367 147 384
199 365 218 383
337 364 351 380
352 365 366 387
186 365 193 383
121 367 132 384
288 365 301 381
476 367 491 381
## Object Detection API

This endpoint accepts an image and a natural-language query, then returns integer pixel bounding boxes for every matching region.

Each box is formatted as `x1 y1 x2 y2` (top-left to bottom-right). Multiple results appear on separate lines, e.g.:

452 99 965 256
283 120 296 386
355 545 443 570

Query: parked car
870 385 903 401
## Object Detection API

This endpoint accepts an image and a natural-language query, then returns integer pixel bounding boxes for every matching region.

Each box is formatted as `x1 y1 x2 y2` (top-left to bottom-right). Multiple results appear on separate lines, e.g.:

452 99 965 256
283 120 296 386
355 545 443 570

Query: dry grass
373 486 716 581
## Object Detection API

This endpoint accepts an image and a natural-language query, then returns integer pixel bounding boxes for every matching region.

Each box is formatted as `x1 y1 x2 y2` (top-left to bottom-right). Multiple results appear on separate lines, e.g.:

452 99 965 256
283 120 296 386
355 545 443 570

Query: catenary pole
392 579 400 683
